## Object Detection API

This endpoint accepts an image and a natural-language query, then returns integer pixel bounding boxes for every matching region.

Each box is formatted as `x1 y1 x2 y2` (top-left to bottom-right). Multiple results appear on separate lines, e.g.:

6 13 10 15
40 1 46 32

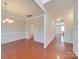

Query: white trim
34 0 46 13
44 14 47 48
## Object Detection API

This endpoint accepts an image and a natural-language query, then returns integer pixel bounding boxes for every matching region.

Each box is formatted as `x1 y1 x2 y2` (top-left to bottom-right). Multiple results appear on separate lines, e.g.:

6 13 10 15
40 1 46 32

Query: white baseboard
73 49 78 57
1 32 44 44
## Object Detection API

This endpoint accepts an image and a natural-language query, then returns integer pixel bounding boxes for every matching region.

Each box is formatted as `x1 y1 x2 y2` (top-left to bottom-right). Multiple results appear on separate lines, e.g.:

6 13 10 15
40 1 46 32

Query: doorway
55 23 64 36
55 18 65 43
29 23 35 40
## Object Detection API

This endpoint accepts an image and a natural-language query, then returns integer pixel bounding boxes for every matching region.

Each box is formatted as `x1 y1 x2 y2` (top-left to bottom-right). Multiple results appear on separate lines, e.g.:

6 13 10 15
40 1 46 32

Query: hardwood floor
1 36 77 59
45 35 78 59
1 39 44 59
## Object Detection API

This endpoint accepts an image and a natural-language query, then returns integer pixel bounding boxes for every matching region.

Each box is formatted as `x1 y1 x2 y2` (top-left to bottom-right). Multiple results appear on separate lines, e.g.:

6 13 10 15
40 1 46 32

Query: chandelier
2 0 14 23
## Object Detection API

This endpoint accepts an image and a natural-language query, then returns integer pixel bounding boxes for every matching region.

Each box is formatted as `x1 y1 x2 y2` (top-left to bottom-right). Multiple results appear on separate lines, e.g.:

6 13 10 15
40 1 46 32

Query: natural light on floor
61 36 64 43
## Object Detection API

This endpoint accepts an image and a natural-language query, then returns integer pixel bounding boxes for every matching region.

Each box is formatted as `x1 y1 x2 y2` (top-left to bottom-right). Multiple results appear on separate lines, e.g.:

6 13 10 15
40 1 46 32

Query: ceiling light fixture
2 1 14 23
27 14 32 17
57 19 61 21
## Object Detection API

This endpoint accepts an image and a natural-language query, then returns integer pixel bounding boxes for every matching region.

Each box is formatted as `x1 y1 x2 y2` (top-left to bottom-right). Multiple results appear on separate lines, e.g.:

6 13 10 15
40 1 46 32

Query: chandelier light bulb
3 20 6 23
2 18 14 23
9 20 14 23
5 18 10 22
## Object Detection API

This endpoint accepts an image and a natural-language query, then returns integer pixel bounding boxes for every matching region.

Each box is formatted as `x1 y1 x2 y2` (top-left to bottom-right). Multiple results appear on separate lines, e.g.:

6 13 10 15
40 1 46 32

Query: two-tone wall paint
25 17 44 43
1 17 44 44
1 19 26 44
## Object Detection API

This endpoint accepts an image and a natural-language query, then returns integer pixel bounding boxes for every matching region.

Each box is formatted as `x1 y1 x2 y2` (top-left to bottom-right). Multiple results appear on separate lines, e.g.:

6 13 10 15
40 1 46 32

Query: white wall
25 16 44 44
73 0 78 56
1 18 26 44
1 16 44 44
64 9 73 43
44 14 55 48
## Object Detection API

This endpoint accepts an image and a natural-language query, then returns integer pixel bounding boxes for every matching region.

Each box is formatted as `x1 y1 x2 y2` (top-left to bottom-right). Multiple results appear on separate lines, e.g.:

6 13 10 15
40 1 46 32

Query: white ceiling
1 0 74 20
1 0 44 20
44 0 74 19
